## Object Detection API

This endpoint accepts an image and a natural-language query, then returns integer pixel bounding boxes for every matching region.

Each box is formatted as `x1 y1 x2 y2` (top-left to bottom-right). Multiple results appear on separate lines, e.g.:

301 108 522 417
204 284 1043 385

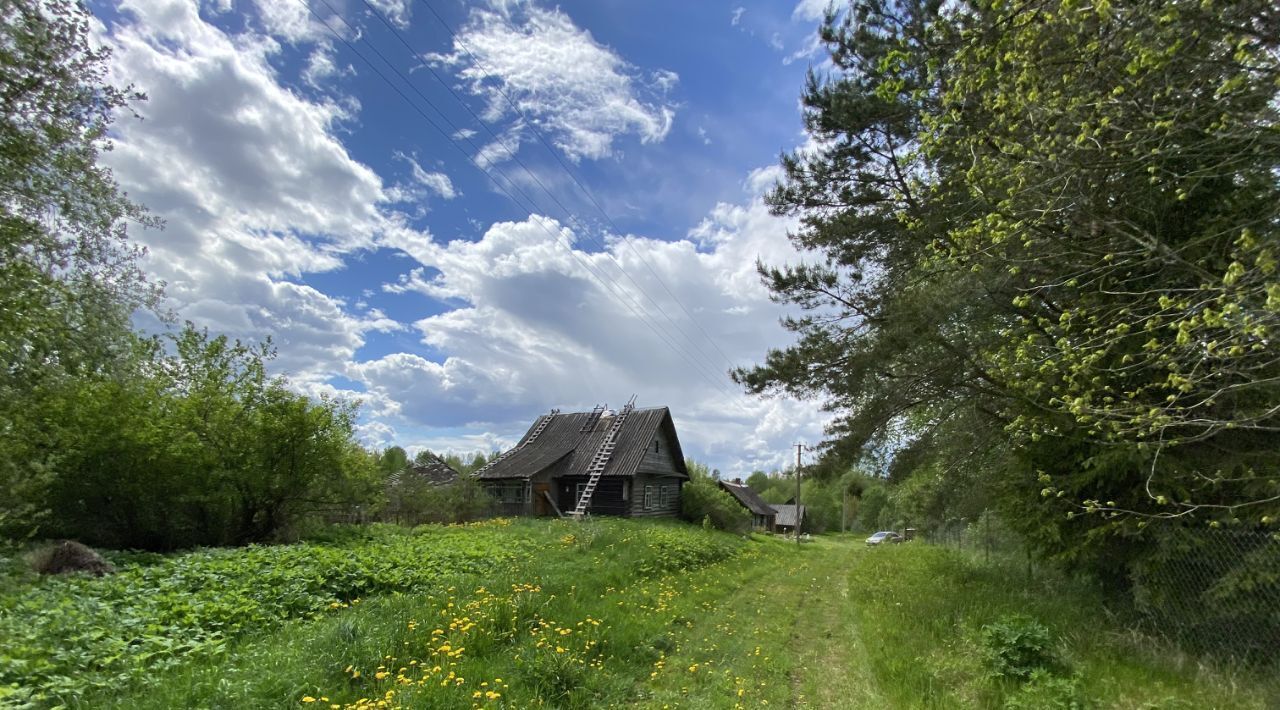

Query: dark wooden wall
556 477 630 516
629 473 683 518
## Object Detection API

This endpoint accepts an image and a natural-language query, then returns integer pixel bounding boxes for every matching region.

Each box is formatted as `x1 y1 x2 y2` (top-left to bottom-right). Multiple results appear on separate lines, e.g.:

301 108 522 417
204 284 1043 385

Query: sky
89 0 838 477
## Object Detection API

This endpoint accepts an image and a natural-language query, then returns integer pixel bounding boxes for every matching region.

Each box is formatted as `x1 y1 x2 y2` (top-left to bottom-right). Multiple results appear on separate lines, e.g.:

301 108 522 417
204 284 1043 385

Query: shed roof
388 455 460 487
718 480 776 516
772 504 806 528
475 406 688 481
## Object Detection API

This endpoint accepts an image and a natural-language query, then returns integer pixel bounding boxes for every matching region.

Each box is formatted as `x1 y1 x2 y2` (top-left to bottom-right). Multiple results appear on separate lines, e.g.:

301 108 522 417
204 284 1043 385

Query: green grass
840 542 1279 708
4 523 1275 709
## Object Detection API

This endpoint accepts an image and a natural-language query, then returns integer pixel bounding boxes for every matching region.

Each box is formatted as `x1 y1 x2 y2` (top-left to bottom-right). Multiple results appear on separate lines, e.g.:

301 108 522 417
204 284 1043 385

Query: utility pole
794 442 804 544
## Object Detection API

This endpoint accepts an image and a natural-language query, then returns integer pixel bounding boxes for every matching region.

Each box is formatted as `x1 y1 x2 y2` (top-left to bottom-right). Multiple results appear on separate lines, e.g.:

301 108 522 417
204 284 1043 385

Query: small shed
718 479 776 532
773 504 806 534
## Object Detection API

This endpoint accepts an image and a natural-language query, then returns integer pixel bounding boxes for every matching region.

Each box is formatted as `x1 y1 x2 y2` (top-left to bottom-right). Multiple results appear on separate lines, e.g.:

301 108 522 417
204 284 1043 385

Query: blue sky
92 0 836 475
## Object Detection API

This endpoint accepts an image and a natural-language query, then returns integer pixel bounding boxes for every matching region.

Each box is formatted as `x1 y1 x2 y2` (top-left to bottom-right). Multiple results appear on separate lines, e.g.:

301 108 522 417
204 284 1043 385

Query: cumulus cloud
371 185 829 474
428 1 677 162
101 0 411 377
95 0 827 472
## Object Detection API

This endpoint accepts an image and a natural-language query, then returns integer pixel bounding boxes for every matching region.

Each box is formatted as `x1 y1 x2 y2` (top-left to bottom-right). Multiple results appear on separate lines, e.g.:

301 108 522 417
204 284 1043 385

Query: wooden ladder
570 397 636 518
472 409 558 476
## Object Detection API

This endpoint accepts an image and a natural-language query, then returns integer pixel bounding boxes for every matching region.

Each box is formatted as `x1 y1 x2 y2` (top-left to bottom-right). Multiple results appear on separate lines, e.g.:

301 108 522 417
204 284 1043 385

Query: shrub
1003 669 1083 709
680 476 749 533
385 477 495 525
980 615 1059 681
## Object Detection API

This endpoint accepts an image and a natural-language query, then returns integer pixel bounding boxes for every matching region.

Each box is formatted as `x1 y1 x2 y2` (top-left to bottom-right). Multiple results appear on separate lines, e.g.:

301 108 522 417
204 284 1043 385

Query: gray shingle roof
773 504 806 527
387 455 460 486
718 481 776 516
475 406 688 481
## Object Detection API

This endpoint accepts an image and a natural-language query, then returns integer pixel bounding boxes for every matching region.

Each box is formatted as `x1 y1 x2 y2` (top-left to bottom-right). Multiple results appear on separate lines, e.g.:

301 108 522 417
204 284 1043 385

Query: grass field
2 521 1276 708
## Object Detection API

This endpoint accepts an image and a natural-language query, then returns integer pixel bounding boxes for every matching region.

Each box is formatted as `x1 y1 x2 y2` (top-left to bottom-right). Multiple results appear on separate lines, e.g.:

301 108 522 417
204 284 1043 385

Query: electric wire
410 0 742 378
357 0 742 390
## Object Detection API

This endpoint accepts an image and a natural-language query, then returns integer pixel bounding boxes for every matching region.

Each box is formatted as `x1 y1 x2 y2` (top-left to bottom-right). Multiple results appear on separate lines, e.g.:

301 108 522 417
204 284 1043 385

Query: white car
865 531 903 546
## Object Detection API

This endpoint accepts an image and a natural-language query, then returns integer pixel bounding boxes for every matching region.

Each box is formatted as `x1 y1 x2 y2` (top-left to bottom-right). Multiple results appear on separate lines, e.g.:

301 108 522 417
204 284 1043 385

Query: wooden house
773 503 806 534
475 401 688 518
718 479 776 532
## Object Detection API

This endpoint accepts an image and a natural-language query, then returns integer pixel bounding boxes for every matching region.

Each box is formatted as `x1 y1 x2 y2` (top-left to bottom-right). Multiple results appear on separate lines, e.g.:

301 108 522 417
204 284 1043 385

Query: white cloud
95 0 829 475
370 181 829 475
731 6 746 26
366 0 412 29
650 69 679 93
101 0 412 377
428 1 677 162
783 33 825 66
392 152 459 201
302 42 351 89
792 0 830 22
250 0 328 43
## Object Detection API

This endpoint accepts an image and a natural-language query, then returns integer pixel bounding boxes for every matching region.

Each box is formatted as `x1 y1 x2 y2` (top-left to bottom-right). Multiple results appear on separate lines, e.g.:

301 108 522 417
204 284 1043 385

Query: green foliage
0 0 159 532
23 324 374 550
844 543 1277 707
738 0 1280 638
0 521 533 707
376 446 409 477
1003 670 1083 710
2 519 746 709
981 615 1060 681
384 477 495 526
680 460 750 533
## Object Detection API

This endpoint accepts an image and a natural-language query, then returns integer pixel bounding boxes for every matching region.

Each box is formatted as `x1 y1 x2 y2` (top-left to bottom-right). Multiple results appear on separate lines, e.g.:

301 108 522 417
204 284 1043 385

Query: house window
653 439 659 453
660 485 675 508
493 482 528 504
622 483 629 501
574 483 589 506
644 485 656 510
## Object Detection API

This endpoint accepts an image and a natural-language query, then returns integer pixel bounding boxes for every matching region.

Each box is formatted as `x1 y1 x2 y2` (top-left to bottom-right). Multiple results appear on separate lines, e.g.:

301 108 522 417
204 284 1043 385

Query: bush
384 477 495 525
980 615 1059 681
1003 669 1083 709
680 476 750 533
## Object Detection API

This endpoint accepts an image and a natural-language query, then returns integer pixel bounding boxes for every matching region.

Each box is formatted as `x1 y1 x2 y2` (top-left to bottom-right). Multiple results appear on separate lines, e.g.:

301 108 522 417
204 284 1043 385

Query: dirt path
786 540 887 708
627 535 885 709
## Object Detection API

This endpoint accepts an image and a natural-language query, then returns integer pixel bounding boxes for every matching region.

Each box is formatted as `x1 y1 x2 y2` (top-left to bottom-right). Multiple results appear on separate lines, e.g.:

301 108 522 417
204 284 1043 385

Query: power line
412 0 743 375
301 0 749 408
360 0 742 387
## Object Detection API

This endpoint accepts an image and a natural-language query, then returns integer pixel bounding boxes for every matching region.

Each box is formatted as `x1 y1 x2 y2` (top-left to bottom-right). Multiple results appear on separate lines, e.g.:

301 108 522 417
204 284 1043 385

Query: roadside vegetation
5 521 1274 709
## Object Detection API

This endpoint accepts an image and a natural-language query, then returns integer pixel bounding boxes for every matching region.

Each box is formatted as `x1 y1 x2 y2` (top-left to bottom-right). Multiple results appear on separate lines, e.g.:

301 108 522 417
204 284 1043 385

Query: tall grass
846 542 1280 708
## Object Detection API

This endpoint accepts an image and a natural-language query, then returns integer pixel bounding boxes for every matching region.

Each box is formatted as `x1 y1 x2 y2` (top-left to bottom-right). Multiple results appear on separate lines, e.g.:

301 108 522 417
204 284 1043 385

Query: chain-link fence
1130 527 1280 661
928 513 1280 663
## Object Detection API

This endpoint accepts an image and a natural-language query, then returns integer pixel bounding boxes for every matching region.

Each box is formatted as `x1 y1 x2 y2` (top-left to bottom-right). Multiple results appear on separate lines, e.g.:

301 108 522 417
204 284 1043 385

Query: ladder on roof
525 408 558 443
579 404 606 432
472 408 558 476
570 396 636 519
